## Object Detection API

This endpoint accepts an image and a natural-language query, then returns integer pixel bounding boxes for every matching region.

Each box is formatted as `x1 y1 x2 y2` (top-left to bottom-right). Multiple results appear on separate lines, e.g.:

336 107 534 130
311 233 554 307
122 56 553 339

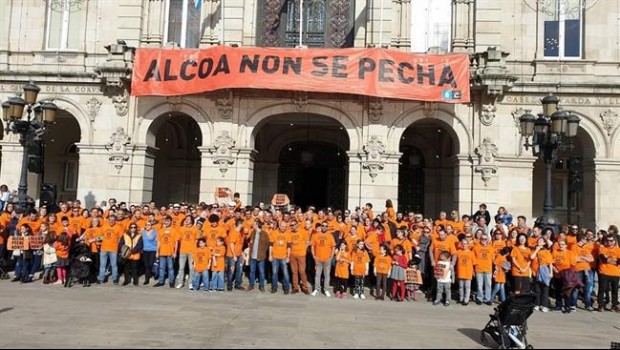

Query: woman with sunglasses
597 232 620 312
121 224 143 286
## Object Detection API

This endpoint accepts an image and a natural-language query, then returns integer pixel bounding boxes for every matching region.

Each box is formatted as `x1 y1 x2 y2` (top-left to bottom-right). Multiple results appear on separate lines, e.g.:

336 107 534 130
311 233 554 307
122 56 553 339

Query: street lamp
2 82 57 210
519 94 581 233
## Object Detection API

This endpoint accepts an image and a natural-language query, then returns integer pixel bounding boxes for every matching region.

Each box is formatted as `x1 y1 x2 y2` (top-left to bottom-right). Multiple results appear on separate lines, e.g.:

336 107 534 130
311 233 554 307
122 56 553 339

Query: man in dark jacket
248 220 270 292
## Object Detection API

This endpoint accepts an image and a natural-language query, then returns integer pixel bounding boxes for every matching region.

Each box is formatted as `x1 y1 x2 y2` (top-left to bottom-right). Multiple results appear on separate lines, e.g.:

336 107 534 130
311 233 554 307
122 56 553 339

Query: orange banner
131 47 470 103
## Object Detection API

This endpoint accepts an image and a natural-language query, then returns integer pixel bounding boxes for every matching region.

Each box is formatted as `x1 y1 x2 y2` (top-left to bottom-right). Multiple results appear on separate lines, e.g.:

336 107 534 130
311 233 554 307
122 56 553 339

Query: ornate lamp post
519 95 581 233
1 82 58 210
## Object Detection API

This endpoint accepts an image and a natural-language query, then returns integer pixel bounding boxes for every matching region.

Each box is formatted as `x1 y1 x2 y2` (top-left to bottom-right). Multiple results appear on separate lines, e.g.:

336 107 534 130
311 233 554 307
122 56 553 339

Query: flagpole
221 0 225 45
299 0 303 47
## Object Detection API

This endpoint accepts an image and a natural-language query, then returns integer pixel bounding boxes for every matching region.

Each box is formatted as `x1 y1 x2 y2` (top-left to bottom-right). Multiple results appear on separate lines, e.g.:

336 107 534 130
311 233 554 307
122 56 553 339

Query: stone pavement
0 282 618 349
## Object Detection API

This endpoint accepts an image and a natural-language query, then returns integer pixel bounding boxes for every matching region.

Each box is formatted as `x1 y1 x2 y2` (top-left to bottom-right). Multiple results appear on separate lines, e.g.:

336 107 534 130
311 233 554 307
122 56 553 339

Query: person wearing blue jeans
210 271 224 291
271 258 291 293
574 234 595 310
476 272 493 304
249 259 266 291
226 255 244 290
193 270 210 292
491 282 506 302
269 221 292 294
98 251 119 284
154 256 174 287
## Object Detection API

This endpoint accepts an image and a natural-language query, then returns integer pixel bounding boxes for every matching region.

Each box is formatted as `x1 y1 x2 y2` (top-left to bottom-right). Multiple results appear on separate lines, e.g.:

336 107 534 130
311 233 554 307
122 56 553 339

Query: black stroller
481 293 536 349
66 242 93 288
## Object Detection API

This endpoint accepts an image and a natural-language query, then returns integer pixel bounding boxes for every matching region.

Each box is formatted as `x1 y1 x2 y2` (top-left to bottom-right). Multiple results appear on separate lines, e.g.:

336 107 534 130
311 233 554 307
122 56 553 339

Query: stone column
200 0 219 47
198 146 255 205
452 0 474 53
496 156 537 221
589 159 620 230
145 0 164 47
347 151 399 212
253 161 279 206
453 155 475 217
0 141 26 198
390 0 411 50
126 145 157 204
75 144 112 207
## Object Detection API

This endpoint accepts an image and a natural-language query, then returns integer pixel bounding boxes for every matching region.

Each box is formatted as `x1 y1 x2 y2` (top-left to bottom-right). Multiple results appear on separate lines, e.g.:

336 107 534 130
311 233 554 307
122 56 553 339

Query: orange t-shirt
157 227 178 257
204 224 228 248
473 244 495 273
177 226 199 254
552 249 576 273
290 229 309 257
226 229 243 257
334 251 350 279
511 246 532 277
597 245 620 277
18 218 42 234
456 249 476 280
386 207 396 222
194 246 212 273
374 255 393 275
169 213 186 228
573 242 595 271
566 235 578 250
451 220 466 234
364 232 380 256
431 239 457 264
69 217 84 236
345 235 362 253
211 245 226 272
492 239 507 255
100 223 123 253
390 238 412 257
84 226 103 253
351 250 370 276
53 241 69 259
269 230 292 260
493 255 508 283
311 232 336 262
531 249 553 277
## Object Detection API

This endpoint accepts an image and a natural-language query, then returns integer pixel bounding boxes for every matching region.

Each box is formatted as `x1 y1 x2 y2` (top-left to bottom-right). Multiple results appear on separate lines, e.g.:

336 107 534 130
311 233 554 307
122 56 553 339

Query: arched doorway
43 110 81 201
532 126 596 228
398 119 458 216
151 113 202 205
253 114 350 210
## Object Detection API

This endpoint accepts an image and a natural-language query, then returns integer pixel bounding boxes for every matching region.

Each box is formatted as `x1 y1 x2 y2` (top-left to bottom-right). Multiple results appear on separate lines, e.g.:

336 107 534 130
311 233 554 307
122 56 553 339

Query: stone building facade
0 0 619 229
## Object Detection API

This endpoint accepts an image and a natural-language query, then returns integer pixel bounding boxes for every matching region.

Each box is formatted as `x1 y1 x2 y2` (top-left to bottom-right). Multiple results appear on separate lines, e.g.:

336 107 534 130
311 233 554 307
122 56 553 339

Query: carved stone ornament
423 102 437 117
480 104 497 126
329 0 351 48
600 109 618 136
112 89 129 116
95 40 134 88
292 91 308 111
85 97 101 122
362 136 386 182
167 96 182 111
511 107 526 132
471 47 517 100
475 138 498 186
368 101 383 123
212 131 236 177
215 90 233 119
107 127 131 173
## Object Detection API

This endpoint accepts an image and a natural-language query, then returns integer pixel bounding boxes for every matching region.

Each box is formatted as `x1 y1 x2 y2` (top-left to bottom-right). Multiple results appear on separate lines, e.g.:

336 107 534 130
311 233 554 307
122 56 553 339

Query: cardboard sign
28 236 45 250
132 47 471 103
7 236 27 250
271 194 290 207
214 187 233 204
406 268 423 285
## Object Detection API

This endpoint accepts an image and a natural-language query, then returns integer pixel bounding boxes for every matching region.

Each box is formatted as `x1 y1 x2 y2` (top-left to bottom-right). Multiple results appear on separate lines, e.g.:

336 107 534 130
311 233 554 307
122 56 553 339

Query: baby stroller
66 242 93 288
481 293 535 349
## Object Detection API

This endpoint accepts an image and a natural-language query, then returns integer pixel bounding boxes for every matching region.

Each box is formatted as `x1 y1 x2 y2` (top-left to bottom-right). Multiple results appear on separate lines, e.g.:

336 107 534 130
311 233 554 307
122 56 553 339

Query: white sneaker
189 285 194 291
541 307 550 313
533 306 540 311
175 284 183 289
353 294 359 299
324 291 331 298
311 290 319 297
360 294 366 300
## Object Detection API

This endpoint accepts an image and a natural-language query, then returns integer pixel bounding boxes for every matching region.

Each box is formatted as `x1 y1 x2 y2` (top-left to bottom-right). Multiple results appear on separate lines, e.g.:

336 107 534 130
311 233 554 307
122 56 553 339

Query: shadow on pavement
457 328 487 348
0 307 14 314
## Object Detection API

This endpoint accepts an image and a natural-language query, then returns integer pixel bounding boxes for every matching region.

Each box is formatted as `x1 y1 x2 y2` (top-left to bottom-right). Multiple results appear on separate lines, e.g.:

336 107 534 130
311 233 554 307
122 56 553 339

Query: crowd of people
0 193 619 314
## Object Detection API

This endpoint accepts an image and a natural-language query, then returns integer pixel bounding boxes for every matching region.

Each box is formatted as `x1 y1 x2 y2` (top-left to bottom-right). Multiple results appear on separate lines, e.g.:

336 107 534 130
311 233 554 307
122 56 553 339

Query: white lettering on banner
0 84 103 95
503 95 620 106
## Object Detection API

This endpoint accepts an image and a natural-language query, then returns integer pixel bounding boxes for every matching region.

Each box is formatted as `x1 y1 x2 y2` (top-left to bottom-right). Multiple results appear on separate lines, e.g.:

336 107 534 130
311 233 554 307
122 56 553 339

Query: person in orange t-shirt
456 239 477 305
530 237 553 311
269 221 292 294
473 234 495 305
97 216 124 284
491 247 511 303
53 231 70 285
210 237 227 291
153 216 178 288
333 242 350 298
596 233 620 312
350 240 370 299
226 219 245 291
175 216 199 290
311 223 336 296
192 238 212 292
573 233 595 310
551 239 578 312
511 233 532 295
374 244 392 300
289 219 310 294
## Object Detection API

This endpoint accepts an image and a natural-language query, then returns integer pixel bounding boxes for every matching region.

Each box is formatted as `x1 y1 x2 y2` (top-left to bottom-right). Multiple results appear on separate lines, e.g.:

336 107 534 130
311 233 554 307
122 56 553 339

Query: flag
194 0 202 11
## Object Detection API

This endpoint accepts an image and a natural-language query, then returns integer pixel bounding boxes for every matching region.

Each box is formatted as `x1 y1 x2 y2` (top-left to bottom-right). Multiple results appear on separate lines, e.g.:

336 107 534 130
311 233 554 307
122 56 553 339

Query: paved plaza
0 282 617 349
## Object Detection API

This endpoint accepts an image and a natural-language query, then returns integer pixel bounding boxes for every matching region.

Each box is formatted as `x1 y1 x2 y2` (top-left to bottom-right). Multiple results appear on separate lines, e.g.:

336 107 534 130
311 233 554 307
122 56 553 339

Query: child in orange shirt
350 240 370 299
53 232 70 286
210 237 226 292
491 247 511 303
192 238 212 292
374 244 392 301
456 239 477 305
334 242 350 299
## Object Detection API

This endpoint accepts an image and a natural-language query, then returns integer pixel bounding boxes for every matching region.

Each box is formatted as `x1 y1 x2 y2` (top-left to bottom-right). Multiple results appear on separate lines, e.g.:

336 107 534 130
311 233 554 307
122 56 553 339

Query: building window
45 0 87 50
258 0 354 48
411 0 451 53
165 0 202 48
543 0 583 58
